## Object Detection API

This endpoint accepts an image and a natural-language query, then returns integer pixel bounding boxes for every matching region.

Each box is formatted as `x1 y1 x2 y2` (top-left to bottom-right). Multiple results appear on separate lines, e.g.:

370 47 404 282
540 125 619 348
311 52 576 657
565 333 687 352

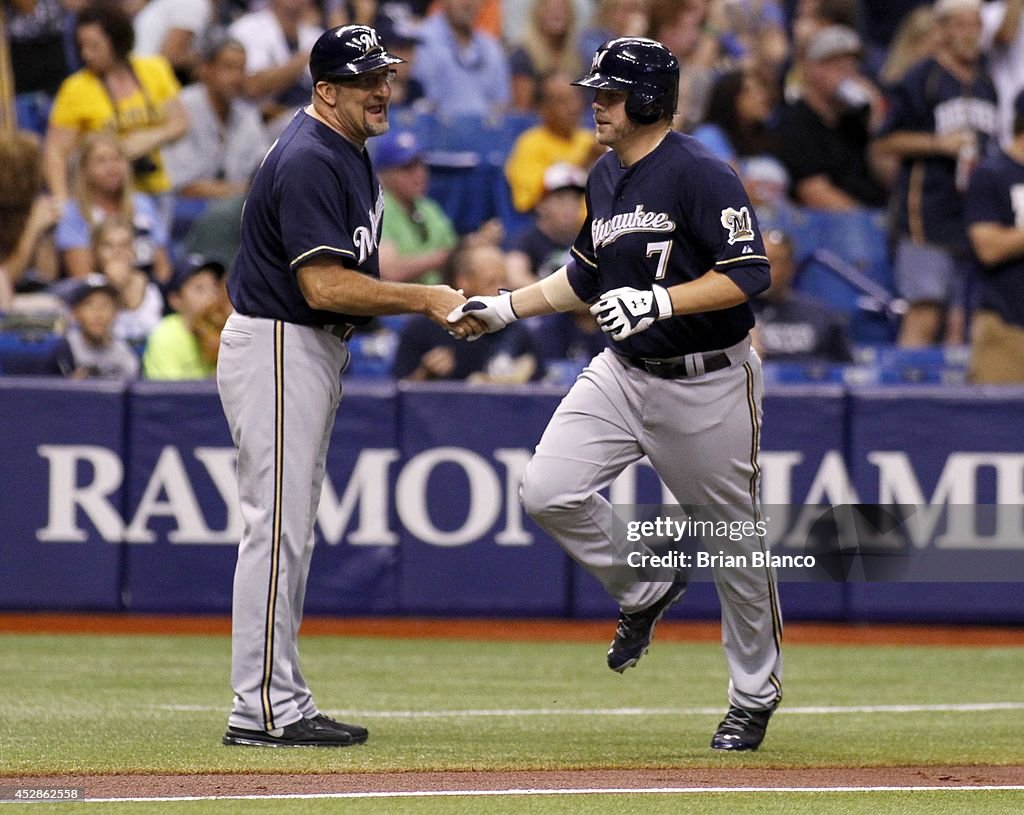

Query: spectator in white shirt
162 35 272 201
132 0 213 83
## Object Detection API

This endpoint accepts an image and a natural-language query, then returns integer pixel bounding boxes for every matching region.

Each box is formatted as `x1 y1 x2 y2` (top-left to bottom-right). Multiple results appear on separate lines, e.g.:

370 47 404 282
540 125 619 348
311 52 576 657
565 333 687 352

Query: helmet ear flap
625 95 662 125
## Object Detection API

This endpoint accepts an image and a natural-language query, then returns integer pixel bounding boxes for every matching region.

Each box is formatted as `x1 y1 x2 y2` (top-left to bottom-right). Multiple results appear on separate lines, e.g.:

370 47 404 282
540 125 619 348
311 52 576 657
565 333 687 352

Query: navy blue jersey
964 150 1024 328
568 131 770 358
228 109 383 326
878 57 998 248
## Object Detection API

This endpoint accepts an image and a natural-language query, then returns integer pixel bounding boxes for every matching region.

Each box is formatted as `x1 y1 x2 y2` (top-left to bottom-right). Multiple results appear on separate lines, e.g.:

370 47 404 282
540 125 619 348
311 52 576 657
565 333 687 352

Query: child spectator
55 131 173 284
60 273 140 380
90 216 165 348
142 254 228 379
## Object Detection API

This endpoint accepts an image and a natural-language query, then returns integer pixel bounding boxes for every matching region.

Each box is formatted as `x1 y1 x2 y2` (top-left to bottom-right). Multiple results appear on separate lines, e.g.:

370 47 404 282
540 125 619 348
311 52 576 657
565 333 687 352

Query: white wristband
652 284 673 319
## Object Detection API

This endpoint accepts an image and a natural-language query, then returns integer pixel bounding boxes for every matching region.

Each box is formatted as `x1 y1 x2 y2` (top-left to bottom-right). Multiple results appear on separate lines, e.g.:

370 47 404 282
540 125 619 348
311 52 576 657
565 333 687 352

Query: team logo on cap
720 206 754 244
347 28 381 53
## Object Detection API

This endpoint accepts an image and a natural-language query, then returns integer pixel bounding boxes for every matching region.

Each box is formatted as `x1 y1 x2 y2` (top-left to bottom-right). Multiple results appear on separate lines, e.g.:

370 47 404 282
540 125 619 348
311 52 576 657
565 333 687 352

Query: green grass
0 633 1022 775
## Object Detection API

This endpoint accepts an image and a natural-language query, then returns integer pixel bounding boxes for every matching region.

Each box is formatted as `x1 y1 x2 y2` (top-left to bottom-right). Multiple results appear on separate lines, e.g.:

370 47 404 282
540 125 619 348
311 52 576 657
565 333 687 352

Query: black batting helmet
572 38 680 125
310 24 405 83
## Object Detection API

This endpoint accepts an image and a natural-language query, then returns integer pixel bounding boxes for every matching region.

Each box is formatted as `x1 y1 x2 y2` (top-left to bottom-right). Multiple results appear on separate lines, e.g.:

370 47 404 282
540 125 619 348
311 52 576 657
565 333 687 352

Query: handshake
445 284 672 342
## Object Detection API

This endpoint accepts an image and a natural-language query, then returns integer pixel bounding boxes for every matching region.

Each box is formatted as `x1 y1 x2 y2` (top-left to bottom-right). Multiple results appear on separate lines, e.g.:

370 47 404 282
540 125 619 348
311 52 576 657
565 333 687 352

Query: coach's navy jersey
568 131 770 358
878 57 998 248
228 109 382 326
964 150 1024 328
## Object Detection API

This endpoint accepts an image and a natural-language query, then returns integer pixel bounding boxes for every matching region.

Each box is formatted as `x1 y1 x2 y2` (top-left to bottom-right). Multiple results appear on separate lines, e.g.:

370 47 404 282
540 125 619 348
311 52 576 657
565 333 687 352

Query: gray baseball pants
217 313 349 732
520 340 783 710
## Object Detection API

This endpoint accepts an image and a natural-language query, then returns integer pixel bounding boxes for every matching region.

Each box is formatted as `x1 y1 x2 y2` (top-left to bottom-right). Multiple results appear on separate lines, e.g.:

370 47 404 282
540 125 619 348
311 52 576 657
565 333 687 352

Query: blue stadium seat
0 333 68 376
788 208 898 344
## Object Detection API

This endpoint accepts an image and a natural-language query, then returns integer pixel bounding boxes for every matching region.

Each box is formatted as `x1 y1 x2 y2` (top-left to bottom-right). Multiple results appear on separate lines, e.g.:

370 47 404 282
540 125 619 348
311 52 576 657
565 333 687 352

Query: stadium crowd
1 0 1023 384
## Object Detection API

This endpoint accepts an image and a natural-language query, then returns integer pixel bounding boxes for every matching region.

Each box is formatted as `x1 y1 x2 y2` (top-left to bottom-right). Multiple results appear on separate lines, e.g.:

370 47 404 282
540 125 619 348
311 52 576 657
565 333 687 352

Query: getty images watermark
624 515 815 570
611 504 1024 582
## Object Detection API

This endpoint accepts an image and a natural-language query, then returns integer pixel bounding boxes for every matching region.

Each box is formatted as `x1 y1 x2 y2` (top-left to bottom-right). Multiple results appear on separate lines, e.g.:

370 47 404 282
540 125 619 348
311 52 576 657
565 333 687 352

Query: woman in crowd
692 67 781 167
42 1 188 212
55 132 172 284
508 0 583 112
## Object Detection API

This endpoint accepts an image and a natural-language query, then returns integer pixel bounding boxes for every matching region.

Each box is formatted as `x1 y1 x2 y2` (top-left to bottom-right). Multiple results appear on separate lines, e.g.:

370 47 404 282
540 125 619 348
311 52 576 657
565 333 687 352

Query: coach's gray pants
521 343 783 710
217 313 349 732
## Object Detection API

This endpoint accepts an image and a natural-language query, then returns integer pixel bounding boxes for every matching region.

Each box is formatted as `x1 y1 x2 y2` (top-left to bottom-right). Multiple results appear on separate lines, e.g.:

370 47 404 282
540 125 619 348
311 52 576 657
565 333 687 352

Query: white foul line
4 786 1023 804
155 702 1024 718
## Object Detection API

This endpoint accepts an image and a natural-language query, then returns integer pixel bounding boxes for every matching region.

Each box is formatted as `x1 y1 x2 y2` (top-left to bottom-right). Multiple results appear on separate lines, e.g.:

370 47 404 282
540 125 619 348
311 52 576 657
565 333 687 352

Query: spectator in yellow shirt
504 69 600 213
143 255 227 380
43 2 189 208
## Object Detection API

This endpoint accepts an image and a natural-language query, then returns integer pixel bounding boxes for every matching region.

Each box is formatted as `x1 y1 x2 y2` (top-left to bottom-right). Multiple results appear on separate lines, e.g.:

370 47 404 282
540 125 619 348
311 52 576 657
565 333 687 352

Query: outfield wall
2 378 1023 623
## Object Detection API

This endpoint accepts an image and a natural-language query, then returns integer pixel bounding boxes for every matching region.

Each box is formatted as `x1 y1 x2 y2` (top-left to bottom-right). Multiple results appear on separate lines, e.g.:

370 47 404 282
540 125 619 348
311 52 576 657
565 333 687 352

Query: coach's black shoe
710 702 778 751
607 569 688 673
222 716 366 747
311 713 369 743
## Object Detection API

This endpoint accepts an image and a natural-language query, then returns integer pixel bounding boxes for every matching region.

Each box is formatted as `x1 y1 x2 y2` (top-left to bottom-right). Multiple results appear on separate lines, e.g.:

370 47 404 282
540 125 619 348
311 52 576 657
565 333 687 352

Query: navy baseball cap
63 274 118 307
168 254 225 293
375 8 422 47
372 129 424 170
309 24 405 83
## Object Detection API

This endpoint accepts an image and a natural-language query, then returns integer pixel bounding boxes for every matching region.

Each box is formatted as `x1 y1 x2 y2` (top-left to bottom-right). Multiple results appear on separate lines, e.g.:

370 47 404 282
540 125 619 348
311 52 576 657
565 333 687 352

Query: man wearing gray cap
773 24 888 211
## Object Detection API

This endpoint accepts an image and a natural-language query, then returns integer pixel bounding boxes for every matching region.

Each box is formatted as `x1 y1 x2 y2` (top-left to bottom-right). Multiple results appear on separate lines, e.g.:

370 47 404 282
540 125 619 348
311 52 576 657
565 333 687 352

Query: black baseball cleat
222 716 368 747
607 568 688 673
710 702 778 751
311 713 369 742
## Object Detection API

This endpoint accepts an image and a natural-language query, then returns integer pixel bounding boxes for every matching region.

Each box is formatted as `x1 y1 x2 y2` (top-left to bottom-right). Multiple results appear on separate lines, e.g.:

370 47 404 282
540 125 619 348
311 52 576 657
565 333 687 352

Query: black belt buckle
703 352 731 374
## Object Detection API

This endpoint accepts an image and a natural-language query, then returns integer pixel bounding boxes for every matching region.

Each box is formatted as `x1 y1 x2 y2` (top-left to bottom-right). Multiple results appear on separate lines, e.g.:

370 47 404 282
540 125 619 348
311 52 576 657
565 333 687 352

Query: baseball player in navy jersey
217 24 479 747
449 37 783 751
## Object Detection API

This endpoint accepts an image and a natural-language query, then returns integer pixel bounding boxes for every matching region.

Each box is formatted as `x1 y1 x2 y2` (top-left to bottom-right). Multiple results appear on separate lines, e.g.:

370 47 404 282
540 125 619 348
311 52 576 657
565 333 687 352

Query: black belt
323 323 355 341
621 351 731 379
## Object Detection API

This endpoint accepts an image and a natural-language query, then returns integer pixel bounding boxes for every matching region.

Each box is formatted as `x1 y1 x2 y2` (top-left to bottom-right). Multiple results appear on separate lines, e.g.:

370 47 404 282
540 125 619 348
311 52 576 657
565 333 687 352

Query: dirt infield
6 766 1024 799
3 613 1024 646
